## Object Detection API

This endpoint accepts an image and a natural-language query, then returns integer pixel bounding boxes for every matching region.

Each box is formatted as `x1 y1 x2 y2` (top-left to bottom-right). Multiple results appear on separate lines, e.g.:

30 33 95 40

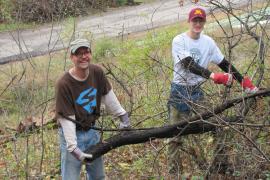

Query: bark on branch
85 89 270 161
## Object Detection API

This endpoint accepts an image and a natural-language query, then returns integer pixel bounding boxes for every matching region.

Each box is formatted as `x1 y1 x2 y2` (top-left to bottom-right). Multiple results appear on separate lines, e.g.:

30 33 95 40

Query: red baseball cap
188 7 206 22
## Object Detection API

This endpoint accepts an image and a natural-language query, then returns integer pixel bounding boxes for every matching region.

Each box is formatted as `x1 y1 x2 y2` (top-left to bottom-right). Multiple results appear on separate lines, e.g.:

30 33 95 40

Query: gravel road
0 0 261 64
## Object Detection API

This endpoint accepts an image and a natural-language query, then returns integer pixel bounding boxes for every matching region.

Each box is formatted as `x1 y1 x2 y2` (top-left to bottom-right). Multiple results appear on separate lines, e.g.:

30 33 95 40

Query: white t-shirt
172 32 224 86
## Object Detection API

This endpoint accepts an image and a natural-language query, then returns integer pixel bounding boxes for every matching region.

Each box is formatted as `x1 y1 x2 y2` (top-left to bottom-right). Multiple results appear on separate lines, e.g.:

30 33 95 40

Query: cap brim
190 16 206 22
71 45 90 54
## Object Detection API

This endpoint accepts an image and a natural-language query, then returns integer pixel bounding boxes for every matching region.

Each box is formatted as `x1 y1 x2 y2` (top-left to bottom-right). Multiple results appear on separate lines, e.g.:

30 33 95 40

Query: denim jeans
59 128 105 180
167 83 204 174
167 83 231 175
167 83 203 113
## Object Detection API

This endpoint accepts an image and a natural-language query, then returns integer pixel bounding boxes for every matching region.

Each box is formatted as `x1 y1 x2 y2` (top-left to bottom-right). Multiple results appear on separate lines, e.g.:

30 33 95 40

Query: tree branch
85 89 270 161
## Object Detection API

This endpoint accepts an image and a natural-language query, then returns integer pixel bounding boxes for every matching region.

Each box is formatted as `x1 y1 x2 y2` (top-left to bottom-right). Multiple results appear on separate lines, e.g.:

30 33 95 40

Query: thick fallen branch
85 89 270 161
1 89 269 150
85 120 216 162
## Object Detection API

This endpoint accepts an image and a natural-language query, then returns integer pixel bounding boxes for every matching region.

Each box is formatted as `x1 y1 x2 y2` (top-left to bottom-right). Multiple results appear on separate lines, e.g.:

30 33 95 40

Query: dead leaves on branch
0 111 56 146
16 111 55 133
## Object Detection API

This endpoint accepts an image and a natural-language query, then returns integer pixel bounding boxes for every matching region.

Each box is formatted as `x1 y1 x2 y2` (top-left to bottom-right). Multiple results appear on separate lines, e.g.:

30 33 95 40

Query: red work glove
210 73 233 86
241 77 259 93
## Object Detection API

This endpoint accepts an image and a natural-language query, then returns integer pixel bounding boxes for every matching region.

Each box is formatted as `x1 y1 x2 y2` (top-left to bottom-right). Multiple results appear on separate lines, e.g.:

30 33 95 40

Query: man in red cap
167 7 258 176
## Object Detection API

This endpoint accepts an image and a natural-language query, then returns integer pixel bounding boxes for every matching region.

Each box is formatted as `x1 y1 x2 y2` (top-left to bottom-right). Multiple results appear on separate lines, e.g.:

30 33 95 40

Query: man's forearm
58 116 77 152
180 56 233 86
180 56 212 78
102 89 126 117
218 58 243 83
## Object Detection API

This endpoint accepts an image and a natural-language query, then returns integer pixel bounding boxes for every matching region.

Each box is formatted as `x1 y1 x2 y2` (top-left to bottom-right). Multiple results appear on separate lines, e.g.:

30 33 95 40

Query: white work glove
71 147 92 162
119 113 130 129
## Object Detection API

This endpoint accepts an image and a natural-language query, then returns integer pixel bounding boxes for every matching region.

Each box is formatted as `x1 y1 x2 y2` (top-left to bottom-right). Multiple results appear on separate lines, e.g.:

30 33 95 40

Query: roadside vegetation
0 0 152 32
0 0 269 179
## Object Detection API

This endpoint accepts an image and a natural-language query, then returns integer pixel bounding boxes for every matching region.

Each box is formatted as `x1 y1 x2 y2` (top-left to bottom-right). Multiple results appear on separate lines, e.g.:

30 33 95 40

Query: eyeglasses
74 51 90 58
191 18 206 24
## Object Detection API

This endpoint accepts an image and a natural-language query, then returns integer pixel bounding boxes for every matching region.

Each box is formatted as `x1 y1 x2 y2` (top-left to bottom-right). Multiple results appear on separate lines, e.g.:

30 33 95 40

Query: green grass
0 23 186 178
0 22 37 32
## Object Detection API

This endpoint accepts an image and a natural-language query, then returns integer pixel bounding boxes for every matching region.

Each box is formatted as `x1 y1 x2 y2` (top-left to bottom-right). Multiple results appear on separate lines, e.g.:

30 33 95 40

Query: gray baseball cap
70 39 91 54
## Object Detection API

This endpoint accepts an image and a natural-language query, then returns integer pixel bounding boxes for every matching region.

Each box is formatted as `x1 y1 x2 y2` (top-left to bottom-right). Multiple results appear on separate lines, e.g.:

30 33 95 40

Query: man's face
189 17 206 34
70 47 91 69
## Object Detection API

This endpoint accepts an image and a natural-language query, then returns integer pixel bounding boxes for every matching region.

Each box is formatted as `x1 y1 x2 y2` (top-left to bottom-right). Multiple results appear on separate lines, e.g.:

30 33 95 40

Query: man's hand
210 72 233 86
241 77 259 93
71 147 92 162
119 113 130 129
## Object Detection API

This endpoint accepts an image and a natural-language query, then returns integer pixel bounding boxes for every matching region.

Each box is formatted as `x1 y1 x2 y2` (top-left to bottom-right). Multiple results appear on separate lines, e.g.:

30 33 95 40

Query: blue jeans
167 83 204 174
168 83 203 112
59 128 105 180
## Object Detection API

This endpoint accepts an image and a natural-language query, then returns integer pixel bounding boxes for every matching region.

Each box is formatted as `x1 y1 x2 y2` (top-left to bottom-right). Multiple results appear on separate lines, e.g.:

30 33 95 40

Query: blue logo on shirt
76 87 97 114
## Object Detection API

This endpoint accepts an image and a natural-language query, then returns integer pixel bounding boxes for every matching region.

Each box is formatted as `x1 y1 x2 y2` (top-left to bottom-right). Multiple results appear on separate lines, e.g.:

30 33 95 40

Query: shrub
12 0 92 23
0 0 13 22
1 0 137 24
